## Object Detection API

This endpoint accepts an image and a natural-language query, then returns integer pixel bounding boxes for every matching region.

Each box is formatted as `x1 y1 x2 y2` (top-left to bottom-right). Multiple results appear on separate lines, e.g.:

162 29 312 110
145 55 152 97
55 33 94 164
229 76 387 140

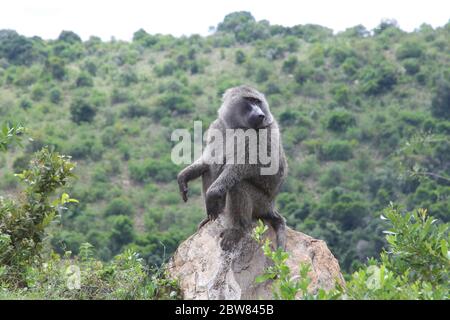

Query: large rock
167 215 345 300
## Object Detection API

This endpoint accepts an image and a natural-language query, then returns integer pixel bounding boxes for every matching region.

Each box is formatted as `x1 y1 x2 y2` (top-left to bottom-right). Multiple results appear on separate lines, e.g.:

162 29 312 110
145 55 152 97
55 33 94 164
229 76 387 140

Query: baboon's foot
219 228 244 251
276 230 287 251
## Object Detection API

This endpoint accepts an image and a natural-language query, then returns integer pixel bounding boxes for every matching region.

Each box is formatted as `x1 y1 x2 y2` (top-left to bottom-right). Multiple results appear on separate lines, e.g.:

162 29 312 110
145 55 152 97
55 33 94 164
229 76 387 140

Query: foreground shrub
0 244 180 300
253 204 449 300
0 146 76 286
0 123 24 151
345 205 449 299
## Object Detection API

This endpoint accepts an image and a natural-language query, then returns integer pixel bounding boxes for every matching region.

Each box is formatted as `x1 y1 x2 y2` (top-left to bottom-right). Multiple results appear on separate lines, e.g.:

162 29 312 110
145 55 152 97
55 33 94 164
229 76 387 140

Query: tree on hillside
70 97 96 124
58 30 82 44
0 30 39 65
431 79 450 119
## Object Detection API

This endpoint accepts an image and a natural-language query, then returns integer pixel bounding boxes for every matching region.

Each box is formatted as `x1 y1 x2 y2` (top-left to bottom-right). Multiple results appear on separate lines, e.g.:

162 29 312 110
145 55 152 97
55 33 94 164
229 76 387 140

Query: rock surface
167 215 345 300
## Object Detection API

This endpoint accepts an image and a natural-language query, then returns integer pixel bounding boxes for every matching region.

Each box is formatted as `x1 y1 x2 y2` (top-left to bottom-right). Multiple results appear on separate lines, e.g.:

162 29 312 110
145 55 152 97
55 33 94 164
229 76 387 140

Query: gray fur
177 85 288 250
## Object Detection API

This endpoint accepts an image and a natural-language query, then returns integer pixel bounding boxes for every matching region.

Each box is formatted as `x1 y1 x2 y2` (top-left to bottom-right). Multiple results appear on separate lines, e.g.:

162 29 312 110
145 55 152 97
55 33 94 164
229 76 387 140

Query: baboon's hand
177 176 188 202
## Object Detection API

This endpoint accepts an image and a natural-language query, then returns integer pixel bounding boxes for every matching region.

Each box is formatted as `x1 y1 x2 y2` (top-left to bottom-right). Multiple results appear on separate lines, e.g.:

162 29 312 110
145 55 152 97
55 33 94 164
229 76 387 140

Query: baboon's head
218 85 274 129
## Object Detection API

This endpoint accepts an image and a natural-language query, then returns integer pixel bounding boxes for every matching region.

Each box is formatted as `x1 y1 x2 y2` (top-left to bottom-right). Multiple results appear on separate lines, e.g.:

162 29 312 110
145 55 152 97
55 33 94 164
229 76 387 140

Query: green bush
101 126 122 147
255 65 271 83
111 88 131 104
326 110 356 132
1 243 180 300
49 88 62 104
121 102 149 118
331 84 350 105
402 59 420 75
0 30 40 65
294 63 314 84
154 93 194 118
328 45 356 66
104 198 135 217
318 140 354 161
57 30 82 44
235 50 246 64
331 199 368 230
359 62 398 95
129 158 179 183
133 28 158 47
51 230 85 255
396 41 424 60
282 56 298 74
0 147 76 286
119 68 139 86
70 97 96 123
31 84 45 101
83 60 97 76
346 206 449 299
217 11 270 43
154 61 177 77
342 57 360 77
45 57 66 80
75 72 94 87
0 122 24 154
431 79 450 119
278 110 312 127
319 164 343 188
19 99 32 110
296 155 320 178
64 136 103 160
109 215 135 254
253 205 449 300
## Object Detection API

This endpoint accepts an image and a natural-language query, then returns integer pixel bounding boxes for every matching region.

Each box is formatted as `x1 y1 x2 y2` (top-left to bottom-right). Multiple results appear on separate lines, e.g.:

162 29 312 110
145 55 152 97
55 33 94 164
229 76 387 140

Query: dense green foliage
0 126 178 299
254 205 449 300
0 12 449 298
0 137 76 286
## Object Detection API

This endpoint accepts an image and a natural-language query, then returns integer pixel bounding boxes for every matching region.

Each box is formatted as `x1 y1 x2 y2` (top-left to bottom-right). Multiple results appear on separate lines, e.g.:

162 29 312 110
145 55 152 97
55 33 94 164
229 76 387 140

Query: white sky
1 0 449 40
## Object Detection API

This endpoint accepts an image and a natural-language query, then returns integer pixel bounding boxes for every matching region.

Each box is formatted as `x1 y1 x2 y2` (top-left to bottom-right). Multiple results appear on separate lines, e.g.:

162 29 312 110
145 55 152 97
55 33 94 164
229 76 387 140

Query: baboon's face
220 87 273 129
235 96 267 129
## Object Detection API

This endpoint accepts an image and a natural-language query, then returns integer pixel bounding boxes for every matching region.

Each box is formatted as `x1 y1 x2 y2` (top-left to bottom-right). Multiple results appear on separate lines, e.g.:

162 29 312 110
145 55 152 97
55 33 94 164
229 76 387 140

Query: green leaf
440 239 448 259
255 273 274 283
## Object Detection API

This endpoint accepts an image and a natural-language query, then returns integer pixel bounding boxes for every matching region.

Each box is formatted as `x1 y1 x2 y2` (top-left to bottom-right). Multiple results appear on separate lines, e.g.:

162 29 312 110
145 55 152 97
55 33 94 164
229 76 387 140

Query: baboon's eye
242 102 253 112
244 97 261 105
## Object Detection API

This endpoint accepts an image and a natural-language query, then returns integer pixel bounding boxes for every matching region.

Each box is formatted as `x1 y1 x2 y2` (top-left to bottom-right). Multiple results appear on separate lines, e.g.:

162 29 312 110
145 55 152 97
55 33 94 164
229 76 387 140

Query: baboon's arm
177 158 208 202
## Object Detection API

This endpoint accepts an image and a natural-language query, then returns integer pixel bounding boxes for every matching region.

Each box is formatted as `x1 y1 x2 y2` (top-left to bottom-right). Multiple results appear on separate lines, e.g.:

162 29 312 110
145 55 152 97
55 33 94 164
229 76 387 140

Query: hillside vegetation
0 12 449 291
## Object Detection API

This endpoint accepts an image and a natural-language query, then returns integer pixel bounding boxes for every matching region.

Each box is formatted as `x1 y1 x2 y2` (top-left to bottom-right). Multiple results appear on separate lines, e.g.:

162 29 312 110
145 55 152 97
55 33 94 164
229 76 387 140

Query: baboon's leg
205 165 258 220
263 210 287 250
243 183 286 250
197 171 217 231
197 197 226 230
219 185 252 251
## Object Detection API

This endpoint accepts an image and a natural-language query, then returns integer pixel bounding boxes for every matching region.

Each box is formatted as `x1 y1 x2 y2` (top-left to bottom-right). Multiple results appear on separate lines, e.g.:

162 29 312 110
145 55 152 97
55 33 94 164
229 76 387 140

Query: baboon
177 85 287 250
